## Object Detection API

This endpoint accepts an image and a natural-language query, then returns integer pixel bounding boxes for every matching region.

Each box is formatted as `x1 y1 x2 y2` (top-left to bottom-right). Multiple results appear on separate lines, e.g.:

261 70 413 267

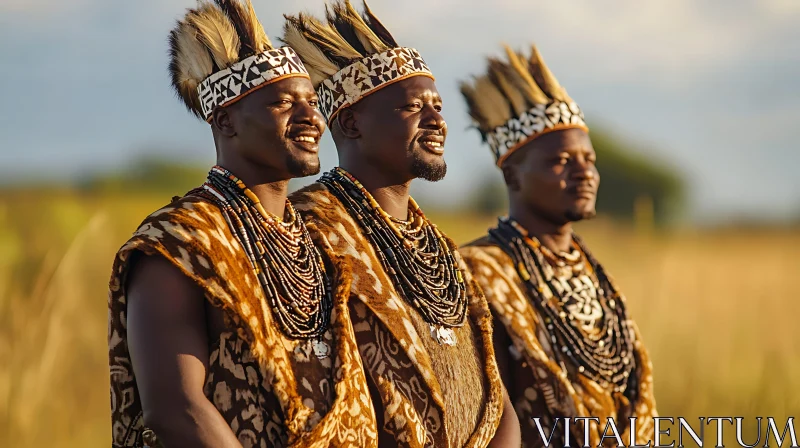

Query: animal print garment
291 183 504 448
460 237 657 448
108 194 378 447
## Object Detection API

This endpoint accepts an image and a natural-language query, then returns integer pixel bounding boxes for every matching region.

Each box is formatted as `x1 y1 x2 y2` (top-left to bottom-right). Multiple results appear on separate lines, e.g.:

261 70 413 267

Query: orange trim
204 72 311 123
326 72 436 126
495 123 590 167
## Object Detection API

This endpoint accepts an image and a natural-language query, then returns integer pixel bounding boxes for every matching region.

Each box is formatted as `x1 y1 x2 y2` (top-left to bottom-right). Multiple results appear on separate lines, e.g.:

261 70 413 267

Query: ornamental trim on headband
197 46 309 121
316 47 434 124
488 100 588 166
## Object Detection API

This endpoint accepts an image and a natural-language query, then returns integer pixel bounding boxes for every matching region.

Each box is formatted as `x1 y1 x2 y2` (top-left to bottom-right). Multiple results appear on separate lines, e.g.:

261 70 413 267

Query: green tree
591 130 685 226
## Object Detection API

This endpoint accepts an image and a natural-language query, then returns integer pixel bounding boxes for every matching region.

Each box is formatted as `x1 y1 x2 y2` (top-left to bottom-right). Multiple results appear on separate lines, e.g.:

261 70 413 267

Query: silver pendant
312 340 330 359
430 325 457 346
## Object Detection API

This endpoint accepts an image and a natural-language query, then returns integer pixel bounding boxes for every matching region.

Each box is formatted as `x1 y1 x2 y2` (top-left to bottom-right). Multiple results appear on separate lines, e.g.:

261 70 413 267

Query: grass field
1 189 798 447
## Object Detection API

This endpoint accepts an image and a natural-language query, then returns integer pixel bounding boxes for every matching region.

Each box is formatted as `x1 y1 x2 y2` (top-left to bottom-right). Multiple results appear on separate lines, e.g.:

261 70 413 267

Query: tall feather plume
326 2 366 55
528 44 571 102
244 0 272 52
213 0 272 57
460 43 579 139
282 17 339 86
169 18 215 118
187 3 240 71
488 58 528 117
283 12 362 68
460 76 511 133
362 1 398 48
503 45 549 105
326 1 389 55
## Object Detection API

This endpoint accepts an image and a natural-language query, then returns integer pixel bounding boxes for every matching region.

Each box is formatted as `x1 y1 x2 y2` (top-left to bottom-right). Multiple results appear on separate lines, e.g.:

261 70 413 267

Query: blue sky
1 0 798 222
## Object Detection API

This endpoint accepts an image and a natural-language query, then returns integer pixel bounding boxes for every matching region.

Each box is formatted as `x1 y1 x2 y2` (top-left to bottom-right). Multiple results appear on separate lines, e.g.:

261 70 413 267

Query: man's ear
336 107 361 139
501 163 521 192
211 107 236 138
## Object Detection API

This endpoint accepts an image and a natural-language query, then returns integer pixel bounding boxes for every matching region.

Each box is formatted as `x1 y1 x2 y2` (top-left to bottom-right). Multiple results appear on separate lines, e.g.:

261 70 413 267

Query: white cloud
365 0 800 86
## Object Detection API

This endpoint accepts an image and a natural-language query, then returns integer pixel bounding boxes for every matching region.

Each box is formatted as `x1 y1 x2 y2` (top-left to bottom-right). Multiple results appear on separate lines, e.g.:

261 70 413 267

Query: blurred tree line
77 156 209 195
470 128 686 226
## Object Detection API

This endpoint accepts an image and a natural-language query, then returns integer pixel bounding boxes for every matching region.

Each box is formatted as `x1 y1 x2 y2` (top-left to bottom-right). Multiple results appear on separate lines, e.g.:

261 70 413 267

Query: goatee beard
565 209 596 223
411 155 447 182
286 155 321 178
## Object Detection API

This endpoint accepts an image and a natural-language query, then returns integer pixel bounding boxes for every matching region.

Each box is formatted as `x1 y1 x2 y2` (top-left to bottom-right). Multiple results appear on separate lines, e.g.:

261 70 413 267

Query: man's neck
508 204 573 254
248 181 290 218
339 162 411 220
217 159 289 218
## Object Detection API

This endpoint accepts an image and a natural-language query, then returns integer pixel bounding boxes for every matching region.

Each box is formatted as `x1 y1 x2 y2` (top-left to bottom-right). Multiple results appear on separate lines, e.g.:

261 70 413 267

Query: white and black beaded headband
461 44 589 167
283 1 435 125
197 47 309 121
315 47 434 124
169 0 312 122
487 101 587 167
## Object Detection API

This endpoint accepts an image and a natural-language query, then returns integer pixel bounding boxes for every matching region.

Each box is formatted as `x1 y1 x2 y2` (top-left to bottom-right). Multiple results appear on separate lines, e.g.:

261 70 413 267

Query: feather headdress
169 0 309 121
460 44 588 167
282 0 433 124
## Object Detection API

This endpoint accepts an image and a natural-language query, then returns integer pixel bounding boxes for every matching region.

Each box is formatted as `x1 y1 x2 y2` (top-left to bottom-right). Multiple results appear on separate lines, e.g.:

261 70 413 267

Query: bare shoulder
128 253 202 298
126 252 206 322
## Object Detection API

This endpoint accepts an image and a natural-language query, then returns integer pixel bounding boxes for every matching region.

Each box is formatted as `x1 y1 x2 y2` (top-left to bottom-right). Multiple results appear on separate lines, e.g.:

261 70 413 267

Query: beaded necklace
201 166 332 358
489 217 637 394
319 167 467 346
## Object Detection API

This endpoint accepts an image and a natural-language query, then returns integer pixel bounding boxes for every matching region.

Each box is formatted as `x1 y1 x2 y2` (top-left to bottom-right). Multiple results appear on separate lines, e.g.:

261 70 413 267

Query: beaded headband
461 44 589 167
169 0 311 122
283 1 437 125
316 47 434 124
488 101 587 167
197 47 310 121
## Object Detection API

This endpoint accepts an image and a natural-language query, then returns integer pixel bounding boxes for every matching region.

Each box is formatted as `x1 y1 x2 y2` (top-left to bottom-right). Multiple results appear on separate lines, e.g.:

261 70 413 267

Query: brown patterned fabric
460 237 657 448
108 194 378 447
290 183 505 448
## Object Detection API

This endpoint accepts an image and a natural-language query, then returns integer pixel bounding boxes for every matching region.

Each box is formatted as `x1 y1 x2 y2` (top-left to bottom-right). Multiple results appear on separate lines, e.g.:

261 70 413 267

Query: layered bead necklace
201 166 332 358
319 167 467 346
489 217 637 394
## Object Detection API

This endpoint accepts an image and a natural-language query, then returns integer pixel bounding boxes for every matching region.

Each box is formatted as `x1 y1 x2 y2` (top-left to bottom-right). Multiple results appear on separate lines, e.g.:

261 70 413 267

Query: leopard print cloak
290 183 505 448
108 194 378 447
460 237 658 448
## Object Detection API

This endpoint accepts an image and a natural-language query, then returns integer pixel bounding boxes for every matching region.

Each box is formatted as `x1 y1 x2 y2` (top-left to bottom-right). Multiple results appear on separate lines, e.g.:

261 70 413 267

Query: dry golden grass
1 191 798 447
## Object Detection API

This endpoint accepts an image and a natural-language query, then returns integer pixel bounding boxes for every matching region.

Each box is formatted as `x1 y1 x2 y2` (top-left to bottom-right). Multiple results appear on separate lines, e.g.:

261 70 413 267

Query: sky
1 0 799 222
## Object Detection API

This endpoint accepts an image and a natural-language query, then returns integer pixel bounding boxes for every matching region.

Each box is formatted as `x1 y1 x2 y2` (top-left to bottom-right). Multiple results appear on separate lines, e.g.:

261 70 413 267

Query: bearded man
283 2 521 447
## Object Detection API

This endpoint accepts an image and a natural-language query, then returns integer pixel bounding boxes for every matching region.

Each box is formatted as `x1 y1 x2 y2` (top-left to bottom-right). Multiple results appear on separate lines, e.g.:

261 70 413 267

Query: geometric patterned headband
283 1 438 125
197 46 310 122
316 47 434 124
168 0 310 122
488 101 587 167
460 43 589 167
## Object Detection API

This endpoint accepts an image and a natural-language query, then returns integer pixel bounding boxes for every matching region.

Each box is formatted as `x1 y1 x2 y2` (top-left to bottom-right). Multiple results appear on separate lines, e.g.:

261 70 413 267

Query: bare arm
126 254 242 448
488 387 521 448
488 315 521 447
